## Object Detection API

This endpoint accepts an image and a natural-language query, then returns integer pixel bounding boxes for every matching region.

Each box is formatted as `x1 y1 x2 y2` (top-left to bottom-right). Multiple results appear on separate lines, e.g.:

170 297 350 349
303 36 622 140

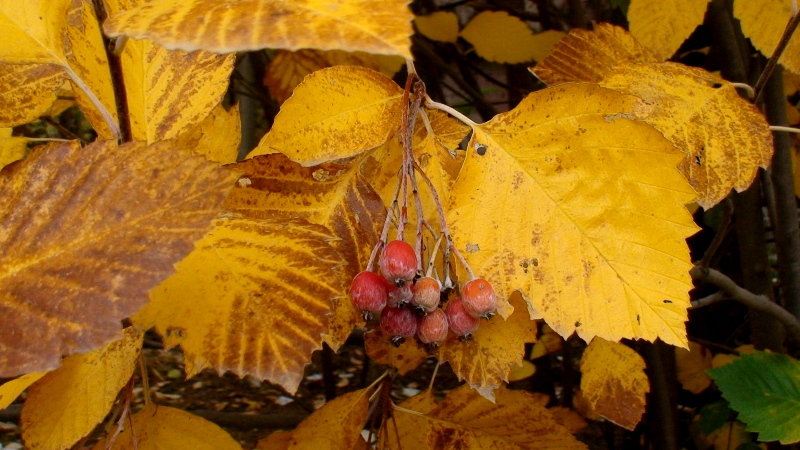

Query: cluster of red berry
350 240 497 347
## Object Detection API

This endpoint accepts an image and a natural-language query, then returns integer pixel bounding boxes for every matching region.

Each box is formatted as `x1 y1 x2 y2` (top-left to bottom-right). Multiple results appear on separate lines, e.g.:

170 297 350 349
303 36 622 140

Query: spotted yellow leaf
628 0 711 60
264 49 404 104
448 83 697 347
251 66 404 166
21 328 143 450
533 23 773 208
579 338 649 430
735 0 800 75
0 128 27 170
173 104 241 165
135 217 343 393
0 64 67 128
103 0 413 57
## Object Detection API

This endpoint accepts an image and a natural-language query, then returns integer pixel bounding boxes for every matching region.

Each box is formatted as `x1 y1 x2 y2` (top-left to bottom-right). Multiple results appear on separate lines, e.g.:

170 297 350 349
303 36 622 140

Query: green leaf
707 351 800 444
697 400 732 435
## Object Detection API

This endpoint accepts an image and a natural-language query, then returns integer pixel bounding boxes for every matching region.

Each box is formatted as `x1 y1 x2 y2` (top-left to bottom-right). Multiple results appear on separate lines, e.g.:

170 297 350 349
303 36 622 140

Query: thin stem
450 244 477 280
138 350 151 407
428 361 441 391
754 11 800 104
367 175 403 272
391 403 427 417
690 291 727 308
426 234 444 278
425 97 479 128
729 82 754 98
690 266 800 342
25 138 73 143
769 125 800 133
367 370 392 396
418 108 434 135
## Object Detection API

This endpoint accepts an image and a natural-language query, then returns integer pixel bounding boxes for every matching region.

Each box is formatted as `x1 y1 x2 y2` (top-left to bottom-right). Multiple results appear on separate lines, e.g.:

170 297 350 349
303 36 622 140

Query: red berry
417 308 448 345
461 278 497 319
412 277 441 313
445 297 479 337
381 307 419 346
380 240 417 284
349 271 388 319
387 282 414 308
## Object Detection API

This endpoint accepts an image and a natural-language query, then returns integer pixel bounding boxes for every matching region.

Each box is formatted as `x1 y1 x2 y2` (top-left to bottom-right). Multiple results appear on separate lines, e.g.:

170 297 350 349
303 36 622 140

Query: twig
754 11 800 104
425 96 478 129
769 125 800 133
690 291 727 308
729 82 754 98
689 266 800 342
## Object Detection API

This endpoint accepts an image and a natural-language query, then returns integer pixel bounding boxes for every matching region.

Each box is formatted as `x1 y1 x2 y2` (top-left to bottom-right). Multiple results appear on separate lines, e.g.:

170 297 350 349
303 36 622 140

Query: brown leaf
0 64 67 127
224 154 385 349
0 140 237 377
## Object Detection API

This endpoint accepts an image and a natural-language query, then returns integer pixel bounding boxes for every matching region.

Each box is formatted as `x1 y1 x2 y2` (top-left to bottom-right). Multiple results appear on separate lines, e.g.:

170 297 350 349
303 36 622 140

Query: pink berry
381 307 419 346
411 277 441 313
417 308 448 346
461 278 497 319
349 271 388 319
445 297 479 337
387 282 414 308
380 240 417 284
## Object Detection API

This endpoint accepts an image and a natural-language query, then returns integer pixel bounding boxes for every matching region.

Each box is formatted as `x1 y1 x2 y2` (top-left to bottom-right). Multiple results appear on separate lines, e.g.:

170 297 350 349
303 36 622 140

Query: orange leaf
0 140 237 377
675 341 712 393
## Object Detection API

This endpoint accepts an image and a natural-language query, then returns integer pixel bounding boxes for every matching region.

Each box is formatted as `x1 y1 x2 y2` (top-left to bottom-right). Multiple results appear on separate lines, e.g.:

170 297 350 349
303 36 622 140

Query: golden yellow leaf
448 83 697 347
257 431 292 450
285 388 370 449
135 217 343 393
414 11 460 43
21 328 143 450
384 384 586 449
675 341 712 393
528 30 567 63
579 338 649 430
735 0 800 75
0 140 237 377
173 104 241 164
0 64 67 127
0 371 46 410
0 0 119 137
264 49 404 104
103 0 413 57
460 11 541 63
45 81 76 116
531 324 562 359
365 328 431 374
628 0 711 60
0 128 27 170
508 360 536 381
250 66 404 166
222 154 386 349
122 40 235 143
438 293 538 400
534 24 773 209
548 406 588 434
65 0 118 139
92 403 241 450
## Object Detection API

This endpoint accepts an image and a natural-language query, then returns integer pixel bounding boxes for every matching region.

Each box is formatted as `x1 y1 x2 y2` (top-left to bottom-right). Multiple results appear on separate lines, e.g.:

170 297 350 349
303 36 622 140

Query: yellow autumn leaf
103 0 413 57
508 360 536 381
531 324 562 359
45 81 75 116
528 30 567 63
365 328 430 374
257 431 292 450
264 49 404 104
533 23 773 209
579 338 650 430
627 0 711 60
173 104 241 164
92 404 241 450
284 388 370 449
0 140 237 377
439 292 538 400
448 83 697 347
710 344 754 368
0 0 119 137
135 217 343 394
21 328 143 450
0 371 46 410
0 64 67 127
222 154 386 349
65 0 118 139
383 384 586 449
460 11 540 63
548 406 589 434
414 11 460 43
0 128 27 170
735 0 800 75
675 341 712 393
251 66 404 166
